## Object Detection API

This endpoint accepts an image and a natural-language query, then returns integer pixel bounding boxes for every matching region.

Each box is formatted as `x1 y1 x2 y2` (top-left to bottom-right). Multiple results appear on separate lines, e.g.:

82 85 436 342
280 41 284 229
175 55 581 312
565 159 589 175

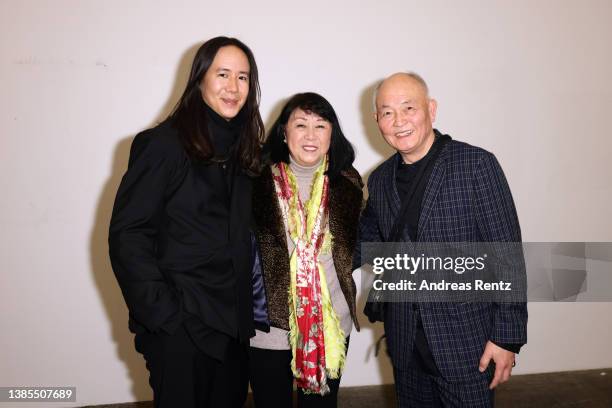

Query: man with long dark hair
109 36 264 407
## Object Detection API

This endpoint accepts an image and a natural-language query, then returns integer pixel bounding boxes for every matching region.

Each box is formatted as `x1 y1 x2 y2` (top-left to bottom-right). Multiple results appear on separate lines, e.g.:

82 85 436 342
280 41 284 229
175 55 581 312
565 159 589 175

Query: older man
356 72 527 407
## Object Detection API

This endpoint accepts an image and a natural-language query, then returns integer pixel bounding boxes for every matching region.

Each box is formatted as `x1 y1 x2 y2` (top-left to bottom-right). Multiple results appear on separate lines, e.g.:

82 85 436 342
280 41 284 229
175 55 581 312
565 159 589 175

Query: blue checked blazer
356 133 527 382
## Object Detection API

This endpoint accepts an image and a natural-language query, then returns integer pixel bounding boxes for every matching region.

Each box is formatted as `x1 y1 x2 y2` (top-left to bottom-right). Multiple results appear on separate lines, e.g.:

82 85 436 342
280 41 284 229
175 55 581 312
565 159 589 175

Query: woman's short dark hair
262 92 355 178
169 36 264 175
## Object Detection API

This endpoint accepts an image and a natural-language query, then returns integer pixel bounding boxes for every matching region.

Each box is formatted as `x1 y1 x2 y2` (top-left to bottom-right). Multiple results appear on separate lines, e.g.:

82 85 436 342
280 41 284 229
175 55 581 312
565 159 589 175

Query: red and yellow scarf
271 157 346 395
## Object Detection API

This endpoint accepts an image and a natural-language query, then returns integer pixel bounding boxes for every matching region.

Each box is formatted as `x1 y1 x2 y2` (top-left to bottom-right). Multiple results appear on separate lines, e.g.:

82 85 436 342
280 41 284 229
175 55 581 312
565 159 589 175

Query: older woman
249 93 363 407
109 37 264 407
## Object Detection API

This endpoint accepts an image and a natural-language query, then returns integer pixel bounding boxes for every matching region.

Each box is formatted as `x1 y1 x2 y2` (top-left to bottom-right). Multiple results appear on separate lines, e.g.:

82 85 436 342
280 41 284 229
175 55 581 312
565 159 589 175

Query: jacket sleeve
108 129 187 334
353 176 384 271
473 151 527 347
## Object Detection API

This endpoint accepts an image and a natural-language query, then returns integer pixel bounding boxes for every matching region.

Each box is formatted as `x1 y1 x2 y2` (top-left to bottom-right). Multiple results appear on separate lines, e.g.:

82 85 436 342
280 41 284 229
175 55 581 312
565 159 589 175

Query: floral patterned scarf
271 157 346 395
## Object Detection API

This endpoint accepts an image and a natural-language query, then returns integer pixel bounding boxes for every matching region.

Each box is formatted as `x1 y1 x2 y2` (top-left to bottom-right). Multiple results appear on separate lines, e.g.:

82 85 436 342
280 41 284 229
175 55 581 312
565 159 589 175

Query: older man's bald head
373 72 430 112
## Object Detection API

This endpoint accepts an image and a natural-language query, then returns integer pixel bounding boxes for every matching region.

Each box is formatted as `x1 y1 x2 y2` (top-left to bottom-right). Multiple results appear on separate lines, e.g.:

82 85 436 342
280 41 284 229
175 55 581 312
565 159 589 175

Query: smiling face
375 74 437 163
285 108 332 167
200 45 250 120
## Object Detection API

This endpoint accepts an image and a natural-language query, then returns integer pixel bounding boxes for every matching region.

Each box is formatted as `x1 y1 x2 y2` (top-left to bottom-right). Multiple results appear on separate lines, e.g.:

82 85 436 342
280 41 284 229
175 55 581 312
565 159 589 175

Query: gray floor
83 368 612 407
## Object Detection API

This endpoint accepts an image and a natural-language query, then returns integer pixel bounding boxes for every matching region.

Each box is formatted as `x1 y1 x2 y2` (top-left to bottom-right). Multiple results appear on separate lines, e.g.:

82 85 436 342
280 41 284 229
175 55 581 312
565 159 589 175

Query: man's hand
478 340 515 389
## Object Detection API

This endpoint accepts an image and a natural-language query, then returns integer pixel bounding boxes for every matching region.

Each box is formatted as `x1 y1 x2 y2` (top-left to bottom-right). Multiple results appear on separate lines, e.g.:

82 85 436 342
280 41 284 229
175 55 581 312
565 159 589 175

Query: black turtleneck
202 101 246 159
395 138 438 242
394 136 442 376
202 102 247 193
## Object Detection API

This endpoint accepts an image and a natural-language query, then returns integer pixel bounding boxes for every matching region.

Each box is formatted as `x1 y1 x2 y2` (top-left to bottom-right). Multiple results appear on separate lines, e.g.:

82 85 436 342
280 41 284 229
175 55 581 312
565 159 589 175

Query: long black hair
262 92 355 179
168 36 264 175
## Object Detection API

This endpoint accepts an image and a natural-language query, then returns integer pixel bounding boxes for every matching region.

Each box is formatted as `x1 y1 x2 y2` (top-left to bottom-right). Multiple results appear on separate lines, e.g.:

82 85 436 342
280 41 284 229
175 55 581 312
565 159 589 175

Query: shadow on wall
90 136 150 401
354 81 396 386
88 42 201 401
263 97 288 137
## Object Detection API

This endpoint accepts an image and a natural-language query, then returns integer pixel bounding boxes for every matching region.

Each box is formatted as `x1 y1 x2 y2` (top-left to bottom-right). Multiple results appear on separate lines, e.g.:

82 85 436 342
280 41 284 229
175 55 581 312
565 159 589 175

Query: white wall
1 0 611 406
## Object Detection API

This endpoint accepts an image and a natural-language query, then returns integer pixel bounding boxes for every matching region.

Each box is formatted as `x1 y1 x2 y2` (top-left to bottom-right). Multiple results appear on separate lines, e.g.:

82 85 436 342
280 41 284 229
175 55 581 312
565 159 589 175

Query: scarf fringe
319 263 346 379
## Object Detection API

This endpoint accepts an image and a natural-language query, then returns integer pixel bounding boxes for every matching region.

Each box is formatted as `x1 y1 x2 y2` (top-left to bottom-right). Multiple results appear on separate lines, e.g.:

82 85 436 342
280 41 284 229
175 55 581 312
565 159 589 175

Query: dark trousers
393 365 494 408
135 325 249 408
248 345 345 408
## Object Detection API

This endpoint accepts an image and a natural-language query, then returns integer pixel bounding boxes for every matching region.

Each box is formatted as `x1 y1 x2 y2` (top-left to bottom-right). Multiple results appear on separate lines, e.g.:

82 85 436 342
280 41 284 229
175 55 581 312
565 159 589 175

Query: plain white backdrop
1 0 611 406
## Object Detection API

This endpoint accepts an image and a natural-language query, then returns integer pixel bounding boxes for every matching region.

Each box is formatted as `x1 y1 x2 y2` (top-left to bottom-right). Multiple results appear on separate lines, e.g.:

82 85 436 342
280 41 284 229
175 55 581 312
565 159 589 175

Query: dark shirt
395 144 442 376
395 144 437 242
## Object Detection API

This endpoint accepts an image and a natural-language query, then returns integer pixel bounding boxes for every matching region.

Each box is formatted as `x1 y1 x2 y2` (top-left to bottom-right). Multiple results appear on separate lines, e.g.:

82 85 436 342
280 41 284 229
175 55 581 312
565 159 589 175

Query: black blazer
108 121 254 350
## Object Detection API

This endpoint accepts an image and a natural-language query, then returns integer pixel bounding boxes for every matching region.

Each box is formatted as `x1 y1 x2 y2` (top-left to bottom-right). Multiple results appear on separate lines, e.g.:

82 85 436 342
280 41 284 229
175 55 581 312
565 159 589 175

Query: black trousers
248 339 348 408
135 325 249 408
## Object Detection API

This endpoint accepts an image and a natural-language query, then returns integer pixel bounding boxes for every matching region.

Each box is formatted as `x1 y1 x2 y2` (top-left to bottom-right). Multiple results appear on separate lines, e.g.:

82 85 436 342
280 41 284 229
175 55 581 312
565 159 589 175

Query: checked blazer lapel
417 144 450 238
381 154 402 241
